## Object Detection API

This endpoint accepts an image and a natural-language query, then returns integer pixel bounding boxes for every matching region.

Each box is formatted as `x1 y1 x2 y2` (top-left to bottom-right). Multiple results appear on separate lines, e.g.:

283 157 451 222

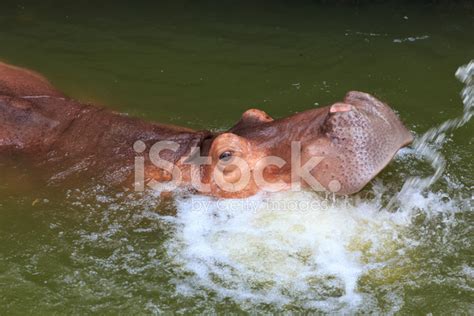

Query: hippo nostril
330 103 352 113
344 91 382 108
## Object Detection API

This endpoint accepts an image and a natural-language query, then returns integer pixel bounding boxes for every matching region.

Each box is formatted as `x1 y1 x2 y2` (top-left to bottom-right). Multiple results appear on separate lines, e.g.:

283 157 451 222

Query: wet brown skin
0 62 413 198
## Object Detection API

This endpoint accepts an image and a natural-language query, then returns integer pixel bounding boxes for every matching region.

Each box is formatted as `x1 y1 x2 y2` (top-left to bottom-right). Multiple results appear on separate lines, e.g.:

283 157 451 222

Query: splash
389 60 473 209
167 191 412 312
165 61 473 313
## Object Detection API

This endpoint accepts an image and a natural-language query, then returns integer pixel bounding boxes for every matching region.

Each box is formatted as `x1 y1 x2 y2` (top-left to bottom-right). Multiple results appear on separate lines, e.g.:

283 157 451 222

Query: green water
0 1 473 314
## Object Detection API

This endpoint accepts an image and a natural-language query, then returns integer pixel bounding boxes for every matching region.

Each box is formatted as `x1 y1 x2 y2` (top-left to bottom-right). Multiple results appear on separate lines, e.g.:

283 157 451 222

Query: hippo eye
219 151 233 161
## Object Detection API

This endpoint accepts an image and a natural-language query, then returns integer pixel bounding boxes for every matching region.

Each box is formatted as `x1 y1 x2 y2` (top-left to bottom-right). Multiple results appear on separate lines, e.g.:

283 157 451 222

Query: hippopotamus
0 61 413 198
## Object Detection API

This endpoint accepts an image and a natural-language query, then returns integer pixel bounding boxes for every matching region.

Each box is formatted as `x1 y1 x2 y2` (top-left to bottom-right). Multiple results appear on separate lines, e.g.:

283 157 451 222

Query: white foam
166 191 417 312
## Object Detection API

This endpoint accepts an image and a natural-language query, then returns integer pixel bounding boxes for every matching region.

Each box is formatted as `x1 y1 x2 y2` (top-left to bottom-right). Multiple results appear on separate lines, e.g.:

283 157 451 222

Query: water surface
0 1 473 314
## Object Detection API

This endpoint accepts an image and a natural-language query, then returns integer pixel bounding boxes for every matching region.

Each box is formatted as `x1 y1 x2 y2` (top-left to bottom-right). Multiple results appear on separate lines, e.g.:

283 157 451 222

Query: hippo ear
229 108 273 132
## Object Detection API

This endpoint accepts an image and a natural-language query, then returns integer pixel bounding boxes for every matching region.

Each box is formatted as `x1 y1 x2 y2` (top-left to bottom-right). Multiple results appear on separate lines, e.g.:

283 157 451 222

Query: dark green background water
0 1 472 314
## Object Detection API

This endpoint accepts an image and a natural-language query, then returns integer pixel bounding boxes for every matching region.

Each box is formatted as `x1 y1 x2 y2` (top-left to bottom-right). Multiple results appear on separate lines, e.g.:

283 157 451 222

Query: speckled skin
0 62 412 196
226 92 413 196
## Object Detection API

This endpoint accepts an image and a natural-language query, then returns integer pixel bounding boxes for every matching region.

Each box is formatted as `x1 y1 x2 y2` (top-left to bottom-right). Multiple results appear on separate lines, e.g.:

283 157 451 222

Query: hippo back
0 62 63 97
0 96 84 154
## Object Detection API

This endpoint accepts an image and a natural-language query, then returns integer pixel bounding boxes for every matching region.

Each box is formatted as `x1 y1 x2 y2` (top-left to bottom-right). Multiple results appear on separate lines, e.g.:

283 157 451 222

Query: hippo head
191 91 413 198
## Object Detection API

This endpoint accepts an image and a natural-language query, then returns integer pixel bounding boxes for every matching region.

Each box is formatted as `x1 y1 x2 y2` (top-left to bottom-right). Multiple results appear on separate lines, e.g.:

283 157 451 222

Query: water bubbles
165 191 416 312
393 35 429 43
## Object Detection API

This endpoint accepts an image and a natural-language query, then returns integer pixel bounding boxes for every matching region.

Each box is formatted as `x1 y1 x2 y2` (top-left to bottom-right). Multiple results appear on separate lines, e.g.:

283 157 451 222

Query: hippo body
0 62 413 197
0 91 209 186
